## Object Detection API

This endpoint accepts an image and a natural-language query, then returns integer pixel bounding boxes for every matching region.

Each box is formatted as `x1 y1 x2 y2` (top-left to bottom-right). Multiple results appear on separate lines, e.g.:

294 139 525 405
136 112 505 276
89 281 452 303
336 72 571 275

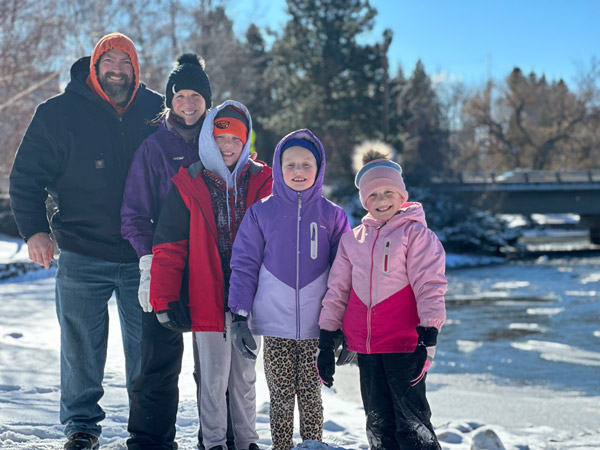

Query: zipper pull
383 240 391 273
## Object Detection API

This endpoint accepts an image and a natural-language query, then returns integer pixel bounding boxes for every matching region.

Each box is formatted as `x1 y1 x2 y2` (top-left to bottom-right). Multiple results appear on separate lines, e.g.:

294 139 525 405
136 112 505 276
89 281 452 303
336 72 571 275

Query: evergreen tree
242 24 280 164
389 60 449 183
386 66 410 153
265 0 389 177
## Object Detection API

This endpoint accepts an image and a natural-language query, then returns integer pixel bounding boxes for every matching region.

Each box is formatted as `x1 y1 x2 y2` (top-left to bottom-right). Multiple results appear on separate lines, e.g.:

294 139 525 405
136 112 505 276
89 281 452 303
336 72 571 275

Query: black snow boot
64 432 99 450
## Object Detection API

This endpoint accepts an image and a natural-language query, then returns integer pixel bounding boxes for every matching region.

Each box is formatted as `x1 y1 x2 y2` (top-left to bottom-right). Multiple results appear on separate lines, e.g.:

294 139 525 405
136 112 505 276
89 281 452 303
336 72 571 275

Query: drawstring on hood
86 32 140 116
198 100 252 226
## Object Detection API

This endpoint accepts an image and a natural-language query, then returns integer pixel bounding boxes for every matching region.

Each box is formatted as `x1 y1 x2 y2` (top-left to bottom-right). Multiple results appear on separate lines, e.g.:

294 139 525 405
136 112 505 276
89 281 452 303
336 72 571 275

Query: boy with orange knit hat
149 101 272 450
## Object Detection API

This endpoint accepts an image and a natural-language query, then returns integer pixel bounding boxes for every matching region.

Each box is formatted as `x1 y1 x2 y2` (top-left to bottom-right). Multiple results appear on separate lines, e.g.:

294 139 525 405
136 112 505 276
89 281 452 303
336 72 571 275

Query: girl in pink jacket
317 147 447 450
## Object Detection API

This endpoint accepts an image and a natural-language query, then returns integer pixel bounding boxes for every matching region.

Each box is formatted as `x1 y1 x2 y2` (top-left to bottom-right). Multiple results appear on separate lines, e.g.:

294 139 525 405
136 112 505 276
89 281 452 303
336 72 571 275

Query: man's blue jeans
55 250 142 438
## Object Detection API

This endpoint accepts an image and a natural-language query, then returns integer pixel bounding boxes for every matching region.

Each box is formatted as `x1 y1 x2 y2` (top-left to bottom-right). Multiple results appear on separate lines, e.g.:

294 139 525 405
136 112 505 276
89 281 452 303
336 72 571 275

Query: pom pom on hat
213 105 249 145
165 53 212 109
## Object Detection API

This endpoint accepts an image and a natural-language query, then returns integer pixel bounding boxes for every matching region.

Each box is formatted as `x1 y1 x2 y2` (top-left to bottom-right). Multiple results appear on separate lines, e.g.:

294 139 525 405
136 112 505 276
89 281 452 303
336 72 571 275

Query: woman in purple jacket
228 129 351 450
121 53 233 450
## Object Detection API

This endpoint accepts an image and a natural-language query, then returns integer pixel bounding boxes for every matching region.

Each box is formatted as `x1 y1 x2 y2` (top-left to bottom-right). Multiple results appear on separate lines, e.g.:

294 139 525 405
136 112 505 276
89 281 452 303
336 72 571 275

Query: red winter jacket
149 159 272 332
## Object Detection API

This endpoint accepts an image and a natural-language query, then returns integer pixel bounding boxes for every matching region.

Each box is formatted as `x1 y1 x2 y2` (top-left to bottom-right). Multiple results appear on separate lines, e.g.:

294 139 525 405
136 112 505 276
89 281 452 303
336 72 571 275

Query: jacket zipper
367 227 382 353
190 183 227 339
295 192 302 340
229 188 237 240
224 188 238 339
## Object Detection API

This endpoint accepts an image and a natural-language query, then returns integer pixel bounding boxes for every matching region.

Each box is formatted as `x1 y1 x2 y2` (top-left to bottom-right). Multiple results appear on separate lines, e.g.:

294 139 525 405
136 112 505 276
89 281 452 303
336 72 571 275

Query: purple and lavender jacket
121 118 200 258
228 129 351 340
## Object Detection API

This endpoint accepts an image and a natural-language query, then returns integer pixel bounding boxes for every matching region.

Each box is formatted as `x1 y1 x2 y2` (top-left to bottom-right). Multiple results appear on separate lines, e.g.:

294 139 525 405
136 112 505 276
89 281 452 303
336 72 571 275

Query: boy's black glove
410 326 438 385
156 310 188 332
230 313 257 360
155 300 192 332
317 329 338 387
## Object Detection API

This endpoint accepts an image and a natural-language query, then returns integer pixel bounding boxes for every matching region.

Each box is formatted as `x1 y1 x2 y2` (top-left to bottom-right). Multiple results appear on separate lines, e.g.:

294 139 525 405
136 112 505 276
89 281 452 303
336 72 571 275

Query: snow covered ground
1 234 599 450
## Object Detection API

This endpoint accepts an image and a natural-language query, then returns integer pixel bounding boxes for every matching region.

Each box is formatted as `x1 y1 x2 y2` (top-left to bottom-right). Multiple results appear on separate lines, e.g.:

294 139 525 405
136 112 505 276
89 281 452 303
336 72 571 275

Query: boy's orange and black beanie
213 105 249 145
165 53 212 109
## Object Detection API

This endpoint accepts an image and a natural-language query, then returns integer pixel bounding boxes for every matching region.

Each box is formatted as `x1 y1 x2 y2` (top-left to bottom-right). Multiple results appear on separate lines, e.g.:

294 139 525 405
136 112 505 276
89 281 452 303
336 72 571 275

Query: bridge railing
432 169 600 185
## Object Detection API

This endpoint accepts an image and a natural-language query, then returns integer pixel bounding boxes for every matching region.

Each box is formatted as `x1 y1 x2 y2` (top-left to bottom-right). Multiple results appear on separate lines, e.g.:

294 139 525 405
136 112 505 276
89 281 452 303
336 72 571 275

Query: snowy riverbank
1 235 599 449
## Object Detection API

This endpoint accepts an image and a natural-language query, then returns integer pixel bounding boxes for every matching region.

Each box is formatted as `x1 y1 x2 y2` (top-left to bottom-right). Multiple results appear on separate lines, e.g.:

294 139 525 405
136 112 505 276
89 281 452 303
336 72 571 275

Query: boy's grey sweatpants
193 312 260 450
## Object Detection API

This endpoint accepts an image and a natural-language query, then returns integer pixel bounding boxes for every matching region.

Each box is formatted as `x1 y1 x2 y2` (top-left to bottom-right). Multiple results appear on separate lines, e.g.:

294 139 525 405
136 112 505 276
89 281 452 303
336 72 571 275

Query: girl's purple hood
271 128 325 204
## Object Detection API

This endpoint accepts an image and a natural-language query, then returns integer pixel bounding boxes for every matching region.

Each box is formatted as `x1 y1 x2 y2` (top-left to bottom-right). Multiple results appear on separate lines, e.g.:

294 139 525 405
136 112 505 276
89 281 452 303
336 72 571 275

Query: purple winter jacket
121 119 200 258
228 129 351 340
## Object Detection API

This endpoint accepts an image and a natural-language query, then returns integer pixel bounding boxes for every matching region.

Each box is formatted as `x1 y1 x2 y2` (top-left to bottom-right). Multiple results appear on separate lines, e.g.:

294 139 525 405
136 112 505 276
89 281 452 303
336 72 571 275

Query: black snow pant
357 353 441 450
127 312 235 450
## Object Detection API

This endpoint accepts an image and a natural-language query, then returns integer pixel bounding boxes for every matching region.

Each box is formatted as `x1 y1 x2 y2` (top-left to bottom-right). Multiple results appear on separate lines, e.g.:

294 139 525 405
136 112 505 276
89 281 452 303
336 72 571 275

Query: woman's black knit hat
165 53 212 109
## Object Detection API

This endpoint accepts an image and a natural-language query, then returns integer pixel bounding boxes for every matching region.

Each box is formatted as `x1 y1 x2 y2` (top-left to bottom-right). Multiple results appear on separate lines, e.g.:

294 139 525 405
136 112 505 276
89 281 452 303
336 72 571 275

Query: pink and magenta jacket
318 203 447 354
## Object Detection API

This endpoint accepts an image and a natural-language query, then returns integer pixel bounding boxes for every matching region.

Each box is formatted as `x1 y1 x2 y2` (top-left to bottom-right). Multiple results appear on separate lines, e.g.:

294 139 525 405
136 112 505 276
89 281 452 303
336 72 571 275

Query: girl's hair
151 107 169 125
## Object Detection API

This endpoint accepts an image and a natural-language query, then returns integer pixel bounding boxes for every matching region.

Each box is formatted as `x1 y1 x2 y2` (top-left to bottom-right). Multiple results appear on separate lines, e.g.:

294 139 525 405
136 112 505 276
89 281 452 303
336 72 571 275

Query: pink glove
411 345 435 386
410 326 438 386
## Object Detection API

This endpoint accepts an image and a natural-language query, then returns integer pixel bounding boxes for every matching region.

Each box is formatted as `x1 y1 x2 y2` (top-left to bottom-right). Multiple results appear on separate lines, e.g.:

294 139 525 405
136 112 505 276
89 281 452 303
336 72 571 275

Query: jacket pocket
310 222 318 260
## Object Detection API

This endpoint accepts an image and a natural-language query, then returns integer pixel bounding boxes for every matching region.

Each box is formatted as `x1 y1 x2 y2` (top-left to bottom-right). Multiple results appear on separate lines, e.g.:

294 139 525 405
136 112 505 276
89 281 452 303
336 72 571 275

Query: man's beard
99 72 133 104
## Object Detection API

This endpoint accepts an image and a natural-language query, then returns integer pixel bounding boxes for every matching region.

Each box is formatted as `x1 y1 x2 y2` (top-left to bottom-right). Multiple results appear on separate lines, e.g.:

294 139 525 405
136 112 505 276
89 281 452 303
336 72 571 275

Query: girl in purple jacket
317 146 447 450
228 129 350 450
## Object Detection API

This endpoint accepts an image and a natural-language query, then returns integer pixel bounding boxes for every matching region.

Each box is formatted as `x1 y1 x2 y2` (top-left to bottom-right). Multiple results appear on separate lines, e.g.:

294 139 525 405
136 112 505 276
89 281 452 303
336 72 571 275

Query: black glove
230 313 258 360
317 329 338 387
411 326 438 384
156 310 188 332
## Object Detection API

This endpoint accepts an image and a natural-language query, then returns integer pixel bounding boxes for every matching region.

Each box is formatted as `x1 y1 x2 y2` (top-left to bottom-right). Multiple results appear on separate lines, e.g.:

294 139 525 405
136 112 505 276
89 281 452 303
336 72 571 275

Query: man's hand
26 232 55 269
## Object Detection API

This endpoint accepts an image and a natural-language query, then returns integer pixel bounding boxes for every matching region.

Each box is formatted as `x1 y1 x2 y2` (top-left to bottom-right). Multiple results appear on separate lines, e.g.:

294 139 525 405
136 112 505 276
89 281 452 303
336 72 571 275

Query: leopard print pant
263 337 323 450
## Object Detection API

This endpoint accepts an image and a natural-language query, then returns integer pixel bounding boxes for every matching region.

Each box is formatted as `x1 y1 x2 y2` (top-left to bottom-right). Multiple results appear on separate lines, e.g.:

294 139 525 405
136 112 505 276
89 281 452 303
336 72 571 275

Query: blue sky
232 0 599 87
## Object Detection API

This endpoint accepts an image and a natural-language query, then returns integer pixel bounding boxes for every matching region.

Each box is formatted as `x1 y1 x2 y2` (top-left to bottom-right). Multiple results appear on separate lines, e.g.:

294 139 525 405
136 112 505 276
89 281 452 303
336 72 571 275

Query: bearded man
9 32 163 450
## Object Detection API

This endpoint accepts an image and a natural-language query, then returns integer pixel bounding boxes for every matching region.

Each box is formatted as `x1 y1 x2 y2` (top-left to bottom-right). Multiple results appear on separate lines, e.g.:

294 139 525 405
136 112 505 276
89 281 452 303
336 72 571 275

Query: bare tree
0 0 73 179
463 67 600 171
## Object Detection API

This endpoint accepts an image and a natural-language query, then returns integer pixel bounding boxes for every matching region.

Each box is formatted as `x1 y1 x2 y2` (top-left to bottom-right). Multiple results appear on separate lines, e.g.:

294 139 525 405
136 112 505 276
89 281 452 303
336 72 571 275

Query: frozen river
439 254 600 395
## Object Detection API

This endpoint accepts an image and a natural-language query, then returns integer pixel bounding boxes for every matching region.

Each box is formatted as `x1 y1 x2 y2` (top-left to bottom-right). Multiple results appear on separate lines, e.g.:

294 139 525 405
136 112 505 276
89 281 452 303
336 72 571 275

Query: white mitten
138 254 153 313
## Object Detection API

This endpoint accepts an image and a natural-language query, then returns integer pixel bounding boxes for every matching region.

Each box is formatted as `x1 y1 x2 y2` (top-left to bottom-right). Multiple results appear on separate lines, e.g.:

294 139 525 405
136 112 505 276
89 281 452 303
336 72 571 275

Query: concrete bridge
430 169 600 244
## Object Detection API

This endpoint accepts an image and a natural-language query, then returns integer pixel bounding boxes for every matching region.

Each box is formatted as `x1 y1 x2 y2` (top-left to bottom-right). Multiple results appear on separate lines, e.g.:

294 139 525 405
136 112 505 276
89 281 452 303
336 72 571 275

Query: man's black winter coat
9 56 163 262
